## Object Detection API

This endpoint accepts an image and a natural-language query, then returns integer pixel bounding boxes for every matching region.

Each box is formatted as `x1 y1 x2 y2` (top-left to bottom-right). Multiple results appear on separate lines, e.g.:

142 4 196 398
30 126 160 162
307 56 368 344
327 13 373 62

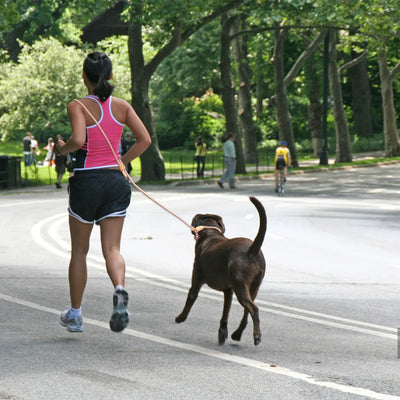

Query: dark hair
83 52 114 101
196 136 203 145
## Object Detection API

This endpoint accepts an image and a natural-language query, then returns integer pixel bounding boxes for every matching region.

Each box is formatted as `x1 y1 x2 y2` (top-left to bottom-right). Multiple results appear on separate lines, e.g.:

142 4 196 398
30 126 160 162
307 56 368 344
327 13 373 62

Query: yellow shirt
275 146 290 165
195 143 207 156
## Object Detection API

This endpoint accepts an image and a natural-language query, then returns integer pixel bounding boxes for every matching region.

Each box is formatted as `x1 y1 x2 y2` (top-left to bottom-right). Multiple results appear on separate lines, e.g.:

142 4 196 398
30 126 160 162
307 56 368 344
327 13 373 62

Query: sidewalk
169 151 392 186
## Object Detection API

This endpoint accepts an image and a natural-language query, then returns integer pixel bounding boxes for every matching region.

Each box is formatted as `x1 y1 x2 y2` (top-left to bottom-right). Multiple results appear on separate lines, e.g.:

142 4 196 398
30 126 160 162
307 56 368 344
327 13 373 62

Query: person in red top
55 52 151 333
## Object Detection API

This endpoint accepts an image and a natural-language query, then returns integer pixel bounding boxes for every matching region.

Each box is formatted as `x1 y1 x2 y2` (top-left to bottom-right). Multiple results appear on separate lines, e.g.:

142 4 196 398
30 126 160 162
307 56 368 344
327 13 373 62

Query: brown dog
175 196 266 345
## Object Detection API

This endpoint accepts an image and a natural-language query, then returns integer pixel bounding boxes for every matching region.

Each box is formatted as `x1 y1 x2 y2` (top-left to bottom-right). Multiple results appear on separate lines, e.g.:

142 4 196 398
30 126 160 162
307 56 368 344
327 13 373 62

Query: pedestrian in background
22 132 33 167
54 134 66 188
120 131 133 175
218 133 237 189
194 136 207 178
44 137 55 166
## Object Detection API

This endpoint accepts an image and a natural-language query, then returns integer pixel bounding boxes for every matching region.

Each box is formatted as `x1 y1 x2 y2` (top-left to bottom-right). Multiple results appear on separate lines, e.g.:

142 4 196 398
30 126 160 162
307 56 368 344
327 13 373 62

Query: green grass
0 142 22 157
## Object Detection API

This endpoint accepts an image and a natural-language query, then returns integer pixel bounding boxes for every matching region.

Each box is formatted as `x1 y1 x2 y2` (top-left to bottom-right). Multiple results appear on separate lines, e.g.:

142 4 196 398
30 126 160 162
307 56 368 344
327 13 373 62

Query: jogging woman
55 52 151 333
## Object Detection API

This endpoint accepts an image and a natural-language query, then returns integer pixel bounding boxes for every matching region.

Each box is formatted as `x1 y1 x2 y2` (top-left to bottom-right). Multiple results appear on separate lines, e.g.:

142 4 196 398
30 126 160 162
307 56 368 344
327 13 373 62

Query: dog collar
192 225 222 241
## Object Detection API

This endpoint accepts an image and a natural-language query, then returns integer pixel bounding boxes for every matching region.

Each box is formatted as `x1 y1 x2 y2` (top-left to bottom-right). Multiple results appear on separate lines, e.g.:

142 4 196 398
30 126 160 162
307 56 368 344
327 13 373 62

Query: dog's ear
191 214 204 228
212 215 225 234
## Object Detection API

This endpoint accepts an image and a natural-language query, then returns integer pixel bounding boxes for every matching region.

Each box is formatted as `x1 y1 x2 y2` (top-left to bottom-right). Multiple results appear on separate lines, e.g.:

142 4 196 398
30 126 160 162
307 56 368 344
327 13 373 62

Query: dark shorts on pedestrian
275 158 286 170
68 169 131 225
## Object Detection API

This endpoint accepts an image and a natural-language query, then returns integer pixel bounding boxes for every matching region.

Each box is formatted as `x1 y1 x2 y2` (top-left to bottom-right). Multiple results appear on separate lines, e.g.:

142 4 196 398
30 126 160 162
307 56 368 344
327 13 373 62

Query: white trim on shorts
68 206 127 225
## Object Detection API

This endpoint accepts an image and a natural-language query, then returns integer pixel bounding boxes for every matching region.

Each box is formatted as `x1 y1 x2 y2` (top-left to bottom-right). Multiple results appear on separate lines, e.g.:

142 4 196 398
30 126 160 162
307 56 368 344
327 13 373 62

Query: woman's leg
68 216 93 309
100 217 130 332
99 217 126 288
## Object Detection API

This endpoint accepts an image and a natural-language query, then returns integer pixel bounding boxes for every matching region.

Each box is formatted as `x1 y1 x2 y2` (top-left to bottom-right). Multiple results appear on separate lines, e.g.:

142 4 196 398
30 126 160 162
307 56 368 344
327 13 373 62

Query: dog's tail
248 197 267 257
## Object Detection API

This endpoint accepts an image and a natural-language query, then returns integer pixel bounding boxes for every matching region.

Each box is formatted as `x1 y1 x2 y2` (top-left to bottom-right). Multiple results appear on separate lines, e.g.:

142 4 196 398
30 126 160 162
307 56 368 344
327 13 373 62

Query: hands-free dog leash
74 99 222 241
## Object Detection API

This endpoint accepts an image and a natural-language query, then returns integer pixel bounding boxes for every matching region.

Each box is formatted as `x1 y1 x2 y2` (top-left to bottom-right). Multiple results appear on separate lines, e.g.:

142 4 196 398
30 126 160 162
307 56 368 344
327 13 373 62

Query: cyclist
274 140 291 193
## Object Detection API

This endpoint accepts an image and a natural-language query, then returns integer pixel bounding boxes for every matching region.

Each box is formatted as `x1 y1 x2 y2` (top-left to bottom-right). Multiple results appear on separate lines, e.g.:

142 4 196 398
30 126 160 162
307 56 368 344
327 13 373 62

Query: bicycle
277 167 285 196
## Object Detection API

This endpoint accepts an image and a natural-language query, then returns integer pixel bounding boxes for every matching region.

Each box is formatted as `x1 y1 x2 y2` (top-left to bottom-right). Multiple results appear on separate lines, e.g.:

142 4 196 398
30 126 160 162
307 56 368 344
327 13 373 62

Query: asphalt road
0 164 399 400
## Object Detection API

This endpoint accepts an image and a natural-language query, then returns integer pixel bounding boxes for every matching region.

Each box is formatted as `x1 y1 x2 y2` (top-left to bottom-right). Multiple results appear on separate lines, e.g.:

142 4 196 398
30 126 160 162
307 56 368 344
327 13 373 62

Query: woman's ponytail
83 52 114 102
95 75 114 102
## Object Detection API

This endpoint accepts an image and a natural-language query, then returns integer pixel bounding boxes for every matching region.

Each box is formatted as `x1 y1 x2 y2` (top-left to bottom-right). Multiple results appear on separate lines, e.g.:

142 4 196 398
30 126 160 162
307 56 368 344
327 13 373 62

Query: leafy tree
328 30 352 162
358 0 400 156
0 37 85 142
315 0 400 156
0 0 20 32
151 21 225 150
0 35 132 143
0 0 115 60
151 21 222 103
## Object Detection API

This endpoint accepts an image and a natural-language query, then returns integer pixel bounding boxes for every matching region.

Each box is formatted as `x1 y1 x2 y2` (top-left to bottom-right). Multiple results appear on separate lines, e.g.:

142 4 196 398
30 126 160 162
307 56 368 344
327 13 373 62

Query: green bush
351 133 384 152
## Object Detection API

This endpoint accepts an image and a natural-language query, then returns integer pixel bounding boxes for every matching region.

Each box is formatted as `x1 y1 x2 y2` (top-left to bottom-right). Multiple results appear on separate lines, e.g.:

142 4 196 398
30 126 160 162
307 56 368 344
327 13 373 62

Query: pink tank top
74 95 124 170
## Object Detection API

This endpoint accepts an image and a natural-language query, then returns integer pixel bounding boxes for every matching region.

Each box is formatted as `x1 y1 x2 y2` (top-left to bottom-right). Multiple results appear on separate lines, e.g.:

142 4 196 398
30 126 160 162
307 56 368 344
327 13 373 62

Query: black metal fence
164 149 274 180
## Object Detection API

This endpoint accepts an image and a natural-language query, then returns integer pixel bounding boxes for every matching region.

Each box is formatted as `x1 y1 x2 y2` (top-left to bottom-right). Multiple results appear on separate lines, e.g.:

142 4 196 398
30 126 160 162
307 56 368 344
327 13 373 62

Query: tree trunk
3 29 20 62
220 14 246 174
307 54 322 157
328 30 352 163
273 26 298 167
128 9 165 181
232 15 258 164
349 56 373 138
256 79 268 119
378 48 400 156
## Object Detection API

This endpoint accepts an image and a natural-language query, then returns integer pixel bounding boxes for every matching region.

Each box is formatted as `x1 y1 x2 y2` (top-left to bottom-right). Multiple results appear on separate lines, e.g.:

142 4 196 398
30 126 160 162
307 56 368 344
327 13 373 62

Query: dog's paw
231 330 242 342
254 333 262 346
218 327 228 345
175 314 187 323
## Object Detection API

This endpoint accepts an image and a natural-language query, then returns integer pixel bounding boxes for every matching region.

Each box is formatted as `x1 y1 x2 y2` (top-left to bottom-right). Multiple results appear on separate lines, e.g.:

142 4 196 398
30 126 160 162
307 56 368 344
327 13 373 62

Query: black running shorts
68 169 131 224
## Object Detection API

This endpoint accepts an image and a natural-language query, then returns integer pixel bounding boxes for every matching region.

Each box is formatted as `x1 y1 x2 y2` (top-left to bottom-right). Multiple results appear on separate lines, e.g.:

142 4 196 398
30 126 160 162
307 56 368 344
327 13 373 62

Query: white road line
0 292 399 400
0 199 59 208
258 301 397 333
32 215 397 341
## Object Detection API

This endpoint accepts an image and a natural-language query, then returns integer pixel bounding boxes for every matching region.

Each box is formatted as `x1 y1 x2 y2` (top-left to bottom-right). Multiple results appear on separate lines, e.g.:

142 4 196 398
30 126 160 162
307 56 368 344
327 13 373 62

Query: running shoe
109 289 129 332
60 308 83 332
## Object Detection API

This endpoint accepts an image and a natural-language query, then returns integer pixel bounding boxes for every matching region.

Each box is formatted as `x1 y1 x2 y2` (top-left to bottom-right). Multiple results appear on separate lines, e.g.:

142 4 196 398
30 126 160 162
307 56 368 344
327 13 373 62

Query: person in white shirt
218 133 237 189
30 135 40 165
